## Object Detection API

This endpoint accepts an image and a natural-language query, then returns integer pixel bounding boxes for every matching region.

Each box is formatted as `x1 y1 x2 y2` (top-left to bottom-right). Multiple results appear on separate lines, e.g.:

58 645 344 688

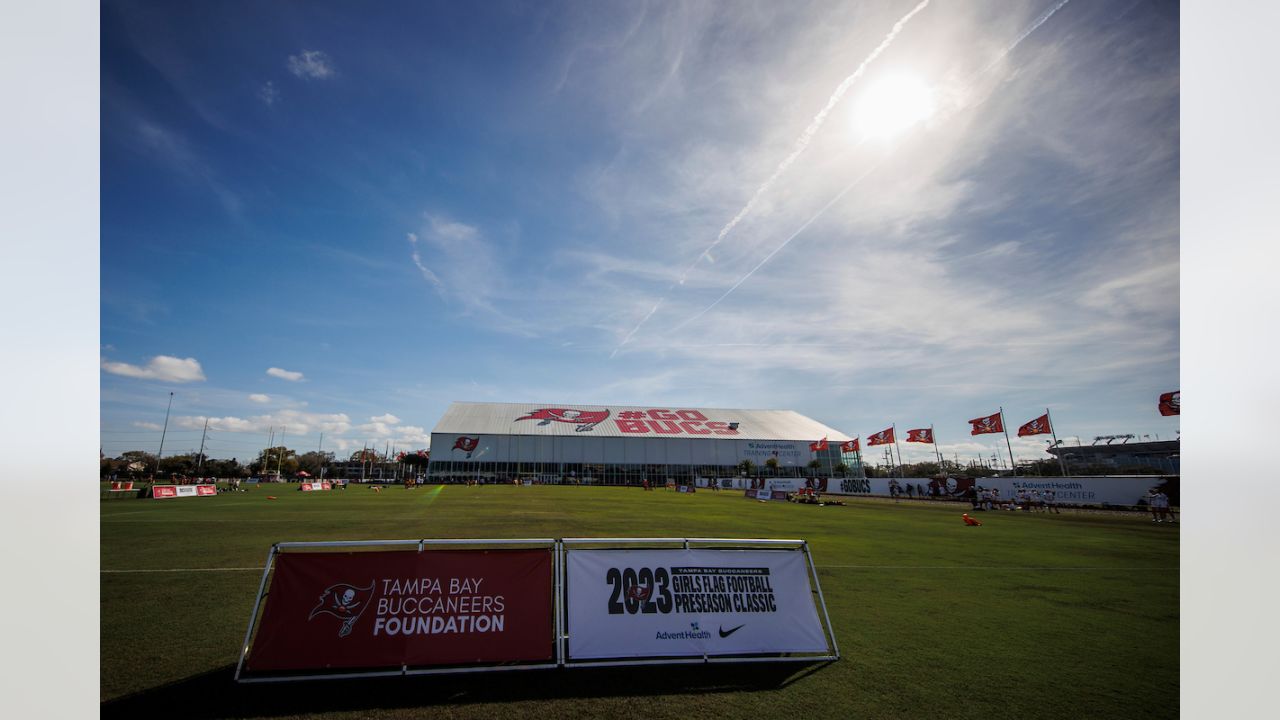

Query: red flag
905 428 934 443
841 438 860 453
867 428 895 446
809 437 828 452
968 412 1003 435
1018 414 1052 437
1158 391 1179 416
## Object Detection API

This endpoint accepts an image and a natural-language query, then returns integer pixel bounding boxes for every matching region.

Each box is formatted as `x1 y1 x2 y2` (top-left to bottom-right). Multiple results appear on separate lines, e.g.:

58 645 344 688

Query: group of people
1146 488 1176 522
969 487 1060 513
887 479 929 501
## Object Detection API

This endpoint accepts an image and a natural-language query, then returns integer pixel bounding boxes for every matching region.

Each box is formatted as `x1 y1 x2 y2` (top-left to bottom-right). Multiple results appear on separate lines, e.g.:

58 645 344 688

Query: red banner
808 437 828 452
867 428 894 446
969 412 1003 435
840 439 859 453
1159 391 1179 416
298 482 332 492
1018 414 1052 437
905 428 933 443
245 549 553 673
152 484 215 499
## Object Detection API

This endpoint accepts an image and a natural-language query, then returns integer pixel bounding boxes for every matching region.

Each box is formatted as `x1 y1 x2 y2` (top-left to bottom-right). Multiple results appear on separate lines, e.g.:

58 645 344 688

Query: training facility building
426 402 856 485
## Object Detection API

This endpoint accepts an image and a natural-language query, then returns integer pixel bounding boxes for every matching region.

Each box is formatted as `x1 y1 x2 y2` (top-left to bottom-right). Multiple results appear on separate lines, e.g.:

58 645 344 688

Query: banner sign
298 482 332 492
564 548 828 660
244 549 553 673
823 475 1171 506
152 484 216 499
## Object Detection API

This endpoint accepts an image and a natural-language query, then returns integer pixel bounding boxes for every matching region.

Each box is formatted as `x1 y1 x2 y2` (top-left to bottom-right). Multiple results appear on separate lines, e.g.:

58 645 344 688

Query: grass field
100 485 1179 719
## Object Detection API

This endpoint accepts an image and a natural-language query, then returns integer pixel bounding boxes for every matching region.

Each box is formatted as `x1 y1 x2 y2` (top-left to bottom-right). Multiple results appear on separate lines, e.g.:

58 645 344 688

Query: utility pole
265 427 274 479
196 417 209 476
318 432 324 480
156 391 174 479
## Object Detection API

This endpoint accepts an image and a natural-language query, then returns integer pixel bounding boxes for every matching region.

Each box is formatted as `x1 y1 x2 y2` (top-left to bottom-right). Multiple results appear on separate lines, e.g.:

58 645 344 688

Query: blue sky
100 0 1180 464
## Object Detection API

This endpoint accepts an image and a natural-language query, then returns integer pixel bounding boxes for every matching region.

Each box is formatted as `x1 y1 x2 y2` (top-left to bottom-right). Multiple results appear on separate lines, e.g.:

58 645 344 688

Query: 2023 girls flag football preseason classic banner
238 542 556 680
563 542 837 663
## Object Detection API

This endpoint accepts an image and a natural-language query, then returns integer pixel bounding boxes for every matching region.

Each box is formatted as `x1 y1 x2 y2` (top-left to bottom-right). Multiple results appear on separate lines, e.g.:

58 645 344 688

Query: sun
851 73 936 141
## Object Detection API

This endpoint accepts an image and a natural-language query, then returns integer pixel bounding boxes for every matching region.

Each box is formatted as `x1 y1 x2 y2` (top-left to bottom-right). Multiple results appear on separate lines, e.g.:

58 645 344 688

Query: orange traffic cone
963 513 982 526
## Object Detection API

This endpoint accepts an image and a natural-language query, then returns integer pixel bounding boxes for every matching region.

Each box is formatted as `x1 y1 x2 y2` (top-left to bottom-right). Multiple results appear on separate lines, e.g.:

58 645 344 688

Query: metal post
1000 407 1017 476
155 391 174 478
931 424 942 465
318 432 325 480
892 423 905 478
1046 408 1069 476
265 427 274 479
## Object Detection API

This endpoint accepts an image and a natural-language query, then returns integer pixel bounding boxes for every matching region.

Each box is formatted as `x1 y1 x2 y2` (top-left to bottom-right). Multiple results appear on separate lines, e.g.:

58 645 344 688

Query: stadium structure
426 402 858 485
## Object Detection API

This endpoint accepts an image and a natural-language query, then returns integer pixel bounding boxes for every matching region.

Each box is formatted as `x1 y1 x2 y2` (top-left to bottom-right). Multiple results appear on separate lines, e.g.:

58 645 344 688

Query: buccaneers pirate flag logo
867 428 895 446
1018 414 1052 437
515 408 610 432
309 582 375 638
1159 391 1179 416
905 428 934 444
969 412 1003 435
452 436 479 458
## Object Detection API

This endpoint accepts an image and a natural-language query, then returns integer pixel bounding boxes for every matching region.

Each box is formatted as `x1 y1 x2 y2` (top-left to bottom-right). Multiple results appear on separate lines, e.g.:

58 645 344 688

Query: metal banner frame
557 537 840 668
235 537 839 683
234 538 559 684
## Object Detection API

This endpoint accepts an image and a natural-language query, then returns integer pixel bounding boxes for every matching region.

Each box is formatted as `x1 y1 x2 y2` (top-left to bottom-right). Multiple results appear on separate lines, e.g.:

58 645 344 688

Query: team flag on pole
867 428 894 446
1018 414 1052 437
905 428 934 443
968 412 1003 435
1159 391 1180 416
809 437 828 452
840 438 860 453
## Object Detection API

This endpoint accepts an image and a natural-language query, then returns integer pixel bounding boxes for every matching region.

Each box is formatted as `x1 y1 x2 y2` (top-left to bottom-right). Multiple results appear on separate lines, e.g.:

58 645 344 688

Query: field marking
816 565 1176 571
102 567 264 574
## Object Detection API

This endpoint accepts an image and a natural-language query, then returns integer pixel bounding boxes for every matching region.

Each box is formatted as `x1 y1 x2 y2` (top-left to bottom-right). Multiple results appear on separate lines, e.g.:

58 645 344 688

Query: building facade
427 402 860 485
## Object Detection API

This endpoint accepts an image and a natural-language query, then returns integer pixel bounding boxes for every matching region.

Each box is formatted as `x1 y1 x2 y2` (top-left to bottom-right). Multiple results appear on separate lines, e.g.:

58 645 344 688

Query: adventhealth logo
656 622 711 640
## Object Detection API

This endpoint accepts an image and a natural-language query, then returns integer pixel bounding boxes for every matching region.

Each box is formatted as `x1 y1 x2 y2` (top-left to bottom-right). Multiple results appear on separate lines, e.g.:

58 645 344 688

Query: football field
100 485 1179 719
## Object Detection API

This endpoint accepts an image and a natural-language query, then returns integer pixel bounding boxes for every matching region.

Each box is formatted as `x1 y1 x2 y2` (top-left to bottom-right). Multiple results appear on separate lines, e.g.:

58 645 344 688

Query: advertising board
564 548 829 661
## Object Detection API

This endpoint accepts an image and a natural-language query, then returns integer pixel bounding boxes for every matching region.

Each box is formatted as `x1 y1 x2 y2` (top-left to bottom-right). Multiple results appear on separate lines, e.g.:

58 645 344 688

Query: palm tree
764 457 780 476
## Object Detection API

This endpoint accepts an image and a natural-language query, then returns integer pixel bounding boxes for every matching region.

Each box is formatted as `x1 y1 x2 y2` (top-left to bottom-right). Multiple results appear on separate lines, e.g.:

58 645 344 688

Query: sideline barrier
235 537 838 683
297 481 332 492
152 484 216 499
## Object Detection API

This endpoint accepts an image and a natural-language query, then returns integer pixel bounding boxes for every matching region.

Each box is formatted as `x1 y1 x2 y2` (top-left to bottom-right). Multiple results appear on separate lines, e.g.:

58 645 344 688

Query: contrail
666 0 1077 333
669 159 885 334
609 0 932 357
979 0 1071 75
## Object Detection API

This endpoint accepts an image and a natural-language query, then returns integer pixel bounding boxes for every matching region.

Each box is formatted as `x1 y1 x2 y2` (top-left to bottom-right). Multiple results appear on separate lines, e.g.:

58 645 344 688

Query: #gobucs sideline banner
245 550 552 673
152 484 216 499
565 549 828 660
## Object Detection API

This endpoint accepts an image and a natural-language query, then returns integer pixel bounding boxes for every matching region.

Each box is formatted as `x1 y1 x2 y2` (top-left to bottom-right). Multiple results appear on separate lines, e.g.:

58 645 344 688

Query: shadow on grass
101 661 832 718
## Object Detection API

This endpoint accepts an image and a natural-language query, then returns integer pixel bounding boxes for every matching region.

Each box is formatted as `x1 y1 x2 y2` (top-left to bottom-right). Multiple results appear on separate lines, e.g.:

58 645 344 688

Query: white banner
565 549 828 660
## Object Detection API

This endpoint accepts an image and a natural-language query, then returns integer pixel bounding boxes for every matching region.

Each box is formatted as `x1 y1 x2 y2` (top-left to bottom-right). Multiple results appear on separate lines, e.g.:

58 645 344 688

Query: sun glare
852 73 936 141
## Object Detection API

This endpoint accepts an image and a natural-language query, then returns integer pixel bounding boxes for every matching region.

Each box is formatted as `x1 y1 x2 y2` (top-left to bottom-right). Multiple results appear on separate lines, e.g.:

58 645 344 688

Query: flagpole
1000 407 1016 476
1046 407 1069 476
931 424 943 466
892 423 904 478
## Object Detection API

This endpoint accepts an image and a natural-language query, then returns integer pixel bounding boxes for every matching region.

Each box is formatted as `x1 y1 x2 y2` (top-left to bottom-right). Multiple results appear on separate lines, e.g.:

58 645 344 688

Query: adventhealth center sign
235 538 838 682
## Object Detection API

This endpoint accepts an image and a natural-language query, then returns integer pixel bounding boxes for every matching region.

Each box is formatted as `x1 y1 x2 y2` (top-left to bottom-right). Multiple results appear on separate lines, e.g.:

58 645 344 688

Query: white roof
430 402 851 442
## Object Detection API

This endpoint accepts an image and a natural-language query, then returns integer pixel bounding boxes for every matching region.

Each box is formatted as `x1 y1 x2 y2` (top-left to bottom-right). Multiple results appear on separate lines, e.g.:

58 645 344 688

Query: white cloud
102 355 206 383
266 367 304 382
287 50 334 79
371 414 400 424
132 421 163 431
248 393 271 403
258 80 280 105
175 409 352 437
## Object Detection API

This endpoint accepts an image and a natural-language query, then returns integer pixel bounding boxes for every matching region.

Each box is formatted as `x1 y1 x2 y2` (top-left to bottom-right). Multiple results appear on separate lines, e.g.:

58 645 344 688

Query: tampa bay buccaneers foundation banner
564 548 832 661
242 548 553 676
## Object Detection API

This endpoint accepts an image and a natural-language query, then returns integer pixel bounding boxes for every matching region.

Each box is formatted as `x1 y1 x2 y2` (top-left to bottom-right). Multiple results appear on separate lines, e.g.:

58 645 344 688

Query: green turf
100 485 1179 719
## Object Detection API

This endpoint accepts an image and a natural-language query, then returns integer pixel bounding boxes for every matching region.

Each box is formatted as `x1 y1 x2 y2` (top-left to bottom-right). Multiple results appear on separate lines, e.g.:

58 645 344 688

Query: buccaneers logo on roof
308 581 374 638
515 408 609 432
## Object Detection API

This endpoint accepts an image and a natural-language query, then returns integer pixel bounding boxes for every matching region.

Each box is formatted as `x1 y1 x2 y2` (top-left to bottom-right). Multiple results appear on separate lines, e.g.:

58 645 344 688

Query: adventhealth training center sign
235 538 839 682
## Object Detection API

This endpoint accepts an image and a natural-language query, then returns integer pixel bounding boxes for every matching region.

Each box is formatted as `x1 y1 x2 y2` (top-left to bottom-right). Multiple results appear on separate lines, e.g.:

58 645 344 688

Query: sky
99 0 1180 465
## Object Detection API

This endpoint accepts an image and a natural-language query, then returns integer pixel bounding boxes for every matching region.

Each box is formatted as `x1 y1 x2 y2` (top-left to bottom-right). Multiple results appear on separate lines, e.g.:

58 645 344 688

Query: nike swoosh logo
719 624 745 638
